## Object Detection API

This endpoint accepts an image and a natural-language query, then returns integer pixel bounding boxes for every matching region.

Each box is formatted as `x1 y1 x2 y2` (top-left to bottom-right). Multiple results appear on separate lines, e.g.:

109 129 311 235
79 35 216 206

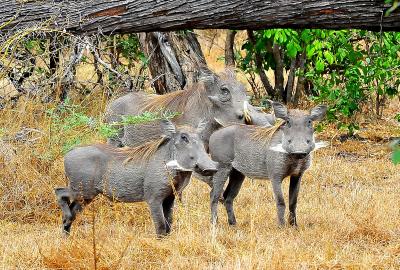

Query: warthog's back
123 121 162 147
105 93 148 124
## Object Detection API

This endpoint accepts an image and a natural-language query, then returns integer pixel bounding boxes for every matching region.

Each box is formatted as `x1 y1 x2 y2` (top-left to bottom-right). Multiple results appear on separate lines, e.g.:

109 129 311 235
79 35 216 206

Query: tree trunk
286 57 297 104
293 51 307 106
272 43 285 101
247 30 276 98
225 30 236 67
2 1 399 34
138 31 207 94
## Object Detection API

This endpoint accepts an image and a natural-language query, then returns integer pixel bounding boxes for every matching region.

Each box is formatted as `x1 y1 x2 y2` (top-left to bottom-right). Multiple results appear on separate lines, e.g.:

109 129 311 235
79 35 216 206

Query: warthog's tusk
269 144 288 153
214 117 227 127
269 141 329 153
243 101 252 124
314 141 329 150
165 160 192 171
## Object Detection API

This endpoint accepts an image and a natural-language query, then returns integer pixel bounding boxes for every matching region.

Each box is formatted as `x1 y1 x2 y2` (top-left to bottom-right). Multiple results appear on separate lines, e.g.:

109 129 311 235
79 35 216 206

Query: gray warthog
208 102 327 226
105 69 249 148
55 120 217 236
195 102 275 188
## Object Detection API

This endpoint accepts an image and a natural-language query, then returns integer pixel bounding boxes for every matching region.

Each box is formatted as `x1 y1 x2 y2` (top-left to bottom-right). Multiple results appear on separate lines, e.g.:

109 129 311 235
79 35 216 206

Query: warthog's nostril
238 114 244 120
293 153 308 159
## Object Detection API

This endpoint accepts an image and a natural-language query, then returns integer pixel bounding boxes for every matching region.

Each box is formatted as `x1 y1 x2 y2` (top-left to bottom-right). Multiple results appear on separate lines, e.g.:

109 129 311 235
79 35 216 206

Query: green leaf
287 41 298 58
301 29 312 43
306 45 315 58
392 149 400 165
263 30 273 39
315 59 325 72
324 51 334 65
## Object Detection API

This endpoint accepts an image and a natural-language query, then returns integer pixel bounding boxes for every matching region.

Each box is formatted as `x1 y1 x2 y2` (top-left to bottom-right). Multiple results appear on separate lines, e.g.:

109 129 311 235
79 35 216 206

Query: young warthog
209 102 327 226
55 120 217 236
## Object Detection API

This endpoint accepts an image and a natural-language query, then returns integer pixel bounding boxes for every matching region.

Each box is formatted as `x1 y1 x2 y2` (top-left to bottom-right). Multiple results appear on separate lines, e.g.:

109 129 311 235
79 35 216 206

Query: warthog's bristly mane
139 69 236 115
94 138 167 164
94 125 197 164
140 83 210 115
250 119 285 145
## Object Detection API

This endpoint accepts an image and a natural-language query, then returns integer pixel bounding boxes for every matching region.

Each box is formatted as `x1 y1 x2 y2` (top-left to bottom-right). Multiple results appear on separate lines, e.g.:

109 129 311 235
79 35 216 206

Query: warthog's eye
307 119 312 127
286 120 291 128
219 86 231 102
180 134 189 143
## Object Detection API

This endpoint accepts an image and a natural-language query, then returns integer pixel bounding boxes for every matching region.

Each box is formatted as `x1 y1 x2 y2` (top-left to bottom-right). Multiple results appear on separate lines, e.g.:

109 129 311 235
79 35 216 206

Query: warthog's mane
140 82 210 115
250 119 285 145
139 69 236 115
94 125 197 164
94 137 168 164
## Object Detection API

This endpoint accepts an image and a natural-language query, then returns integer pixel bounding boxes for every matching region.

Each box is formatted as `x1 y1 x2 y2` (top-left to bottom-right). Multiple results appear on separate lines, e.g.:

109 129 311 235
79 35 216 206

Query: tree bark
138 31 206 94
293 51 307 106
285 57 297 104
272 43 285 101
225 30 236 67
1 1 399 34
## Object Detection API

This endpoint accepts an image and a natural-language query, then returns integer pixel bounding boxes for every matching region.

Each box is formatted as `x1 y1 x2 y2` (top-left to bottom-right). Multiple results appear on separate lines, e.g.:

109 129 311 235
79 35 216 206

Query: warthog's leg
162 194 175 234
149 201 167 237
223 168 245 225
55 188 93 235
272 178 286 226
55 188 73 234
69 198 91 223
288 175 302 226
210 164 232 224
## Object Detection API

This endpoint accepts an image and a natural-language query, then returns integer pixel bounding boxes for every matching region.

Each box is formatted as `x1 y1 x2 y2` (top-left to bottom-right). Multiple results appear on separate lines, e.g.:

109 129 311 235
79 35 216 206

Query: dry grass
0 31 399 269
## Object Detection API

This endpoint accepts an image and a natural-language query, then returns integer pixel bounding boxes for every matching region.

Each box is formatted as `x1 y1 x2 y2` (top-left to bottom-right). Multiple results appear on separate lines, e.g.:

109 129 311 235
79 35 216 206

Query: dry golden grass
1 32 399 269
1 95 399 270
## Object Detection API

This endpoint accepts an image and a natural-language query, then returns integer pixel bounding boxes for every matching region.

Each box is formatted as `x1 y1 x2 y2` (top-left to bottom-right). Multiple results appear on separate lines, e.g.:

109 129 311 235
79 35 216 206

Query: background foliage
238 29 400 135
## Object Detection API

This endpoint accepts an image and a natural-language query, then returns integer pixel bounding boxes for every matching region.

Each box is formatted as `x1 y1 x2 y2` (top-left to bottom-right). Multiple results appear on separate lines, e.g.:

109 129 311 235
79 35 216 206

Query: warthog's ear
196 119 208 134
272 101 288 120
199 69 216 94
160 119 176 137
310 105 328 121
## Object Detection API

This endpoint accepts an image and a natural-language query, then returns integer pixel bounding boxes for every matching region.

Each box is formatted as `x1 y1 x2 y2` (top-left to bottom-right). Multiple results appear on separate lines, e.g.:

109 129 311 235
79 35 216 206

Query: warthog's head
162 120 218 176
271 101 328 158
202 69 248 125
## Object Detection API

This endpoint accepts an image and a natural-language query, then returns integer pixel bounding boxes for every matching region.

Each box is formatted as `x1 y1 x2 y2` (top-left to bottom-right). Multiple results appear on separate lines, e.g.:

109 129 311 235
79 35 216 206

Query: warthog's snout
195 160 218 176
291 152 309 159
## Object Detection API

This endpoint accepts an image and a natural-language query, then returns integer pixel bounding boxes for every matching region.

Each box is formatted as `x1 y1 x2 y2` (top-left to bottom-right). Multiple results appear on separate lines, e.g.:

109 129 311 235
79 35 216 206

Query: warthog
208 102 327 226
55 120 217 236
194 102 275 188
105 69 248 148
